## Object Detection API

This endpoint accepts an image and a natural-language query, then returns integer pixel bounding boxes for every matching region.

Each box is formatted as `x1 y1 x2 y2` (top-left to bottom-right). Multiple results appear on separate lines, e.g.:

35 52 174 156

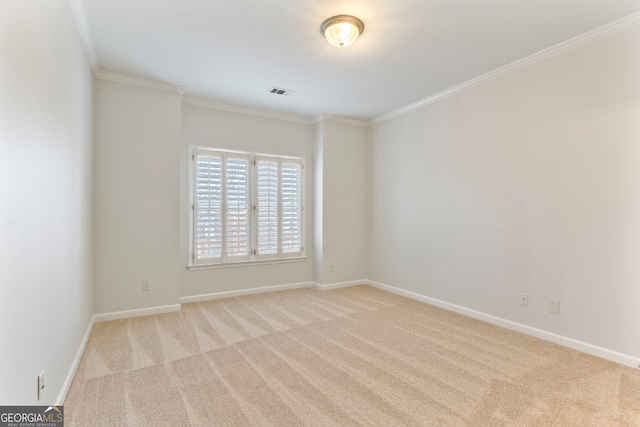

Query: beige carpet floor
65 285 640 426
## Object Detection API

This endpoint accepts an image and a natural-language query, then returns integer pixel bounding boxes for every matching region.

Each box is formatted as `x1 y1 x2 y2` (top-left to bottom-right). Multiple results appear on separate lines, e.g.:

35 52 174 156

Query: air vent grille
269 87 294 96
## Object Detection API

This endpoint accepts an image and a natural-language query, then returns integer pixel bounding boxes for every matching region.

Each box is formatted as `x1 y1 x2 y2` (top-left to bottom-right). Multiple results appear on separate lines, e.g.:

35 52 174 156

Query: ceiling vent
269 87 294 96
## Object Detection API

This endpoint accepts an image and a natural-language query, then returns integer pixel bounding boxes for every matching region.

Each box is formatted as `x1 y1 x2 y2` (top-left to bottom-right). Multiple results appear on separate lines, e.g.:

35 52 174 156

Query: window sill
187 256 307 271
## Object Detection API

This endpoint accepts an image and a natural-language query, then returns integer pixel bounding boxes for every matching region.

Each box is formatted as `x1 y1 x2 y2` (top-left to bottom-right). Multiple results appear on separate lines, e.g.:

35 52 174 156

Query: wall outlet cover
37 370 44 400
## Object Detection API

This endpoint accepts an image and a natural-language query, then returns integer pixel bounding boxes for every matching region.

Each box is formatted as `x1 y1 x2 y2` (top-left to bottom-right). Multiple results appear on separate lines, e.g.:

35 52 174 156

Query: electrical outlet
37 370 44 400
142 279 150 291
520 293 529 306
329 264 334 273
549 299 560 314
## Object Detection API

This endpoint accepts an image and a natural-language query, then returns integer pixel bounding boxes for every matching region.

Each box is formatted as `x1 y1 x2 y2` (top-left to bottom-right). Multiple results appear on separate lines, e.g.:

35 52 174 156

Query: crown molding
372 11 640 125
68 0 98 73
314 114 370 128
95 70 186 94
182 96 315 125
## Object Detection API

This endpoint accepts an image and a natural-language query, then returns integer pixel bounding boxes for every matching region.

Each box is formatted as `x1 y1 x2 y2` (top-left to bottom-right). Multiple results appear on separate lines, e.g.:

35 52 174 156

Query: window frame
188 145 305 269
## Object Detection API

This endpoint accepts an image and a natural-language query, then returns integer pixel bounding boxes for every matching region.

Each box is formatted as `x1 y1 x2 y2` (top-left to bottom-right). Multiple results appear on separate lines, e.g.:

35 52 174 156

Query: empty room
2 0 640 425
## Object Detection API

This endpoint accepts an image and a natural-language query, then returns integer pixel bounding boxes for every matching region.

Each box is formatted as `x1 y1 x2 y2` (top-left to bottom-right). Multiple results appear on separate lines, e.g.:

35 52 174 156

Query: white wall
0 0 94 404
94 79 181 313
369 25 640 359
315 120 368 285
180 103 314 297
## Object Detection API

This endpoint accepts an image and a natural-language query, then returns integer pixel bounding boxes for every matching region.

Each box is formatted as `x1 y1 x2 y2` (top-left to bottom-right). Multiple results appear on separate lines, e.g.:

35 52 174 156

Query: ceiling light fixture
320 15 365 48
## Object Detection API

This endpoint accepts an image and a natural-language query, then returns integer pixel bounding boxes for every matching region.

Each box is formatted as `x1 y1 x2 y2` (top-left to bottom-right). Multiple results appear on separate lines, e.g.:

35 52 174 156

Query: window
190 147 304 267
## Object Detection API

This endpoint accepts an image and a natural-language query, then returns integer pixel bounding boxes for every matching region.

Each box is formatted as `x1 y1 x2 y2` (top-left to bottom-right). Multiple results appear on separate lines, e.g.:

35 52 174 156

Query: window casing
190 147 304 267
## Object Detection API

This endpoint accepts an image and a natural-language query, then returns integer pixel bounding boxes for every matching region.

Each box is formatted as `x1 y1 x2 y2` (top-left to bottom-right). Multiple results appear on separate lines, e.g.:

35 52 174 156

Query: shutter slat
225 157 251 258
256 159 279 255
281 162 302 253
194 153 223 261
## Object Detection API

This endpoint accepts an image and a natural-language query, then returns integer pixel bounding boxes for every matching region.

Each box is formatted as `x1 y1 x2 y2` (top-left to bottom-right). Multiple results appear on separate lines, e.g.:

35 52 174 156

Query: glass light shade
320 15 365 48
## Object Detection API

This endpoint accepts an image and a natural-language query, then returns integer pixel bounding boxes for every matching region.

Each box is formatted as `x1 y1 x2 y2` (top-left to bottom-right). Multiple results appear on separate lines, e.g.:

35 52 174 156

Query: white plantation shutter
255 156 303 260
256 158 279 258
281 160 302 256
193 150 223 264
224 154 251 261
191 147 303 266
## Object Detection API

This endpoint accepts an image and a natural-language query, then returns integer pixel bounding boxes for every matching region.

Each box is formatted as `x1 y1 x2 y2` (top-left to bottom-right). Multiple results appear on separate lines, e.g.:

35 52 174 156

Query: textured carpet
65 285 640 426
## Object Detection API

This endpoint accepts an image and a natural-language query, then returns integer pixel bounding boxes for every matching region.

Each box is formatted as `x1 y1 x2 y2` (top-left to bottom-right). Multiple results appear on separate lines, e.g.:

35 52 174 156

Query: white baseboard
313 280 368 291
56 314 95 405
180 281 313 304
94 304 181 323
367 280 640 369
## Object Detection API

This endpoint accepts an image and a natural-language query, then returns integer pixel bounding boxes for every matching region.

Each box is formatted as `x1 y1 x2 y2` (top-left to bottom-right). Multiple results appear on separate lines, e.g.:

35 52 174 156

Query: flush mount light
320 15 365 48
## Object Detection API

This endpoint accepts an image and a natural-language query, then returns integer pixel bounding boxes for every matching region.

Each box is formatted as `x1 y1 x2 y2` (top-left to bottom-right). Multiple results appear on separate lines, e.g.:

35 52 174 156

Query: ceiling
81 0 640 121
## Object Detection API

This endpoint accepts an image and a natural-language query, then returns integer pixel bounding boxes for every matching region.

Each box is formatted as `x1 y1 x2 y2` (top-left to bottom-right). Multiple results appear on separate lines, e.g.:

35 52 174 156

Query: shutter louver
281 161 302 255
225 156 251 259
257 159 279 257
194 152 223 263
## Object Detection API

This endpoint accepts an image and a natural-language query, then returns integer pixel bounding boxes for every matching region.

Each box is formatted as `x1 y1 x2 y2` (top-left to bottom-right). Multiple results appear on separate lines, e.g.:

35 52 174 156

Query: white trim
371 11 640 125
183 96 314 125
367 280 640 369
94 304 181 323
180 281 313 304
68 0 99 73
56 314 95 405
313 280 368 291
315 114 370 128
95 70 186 94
